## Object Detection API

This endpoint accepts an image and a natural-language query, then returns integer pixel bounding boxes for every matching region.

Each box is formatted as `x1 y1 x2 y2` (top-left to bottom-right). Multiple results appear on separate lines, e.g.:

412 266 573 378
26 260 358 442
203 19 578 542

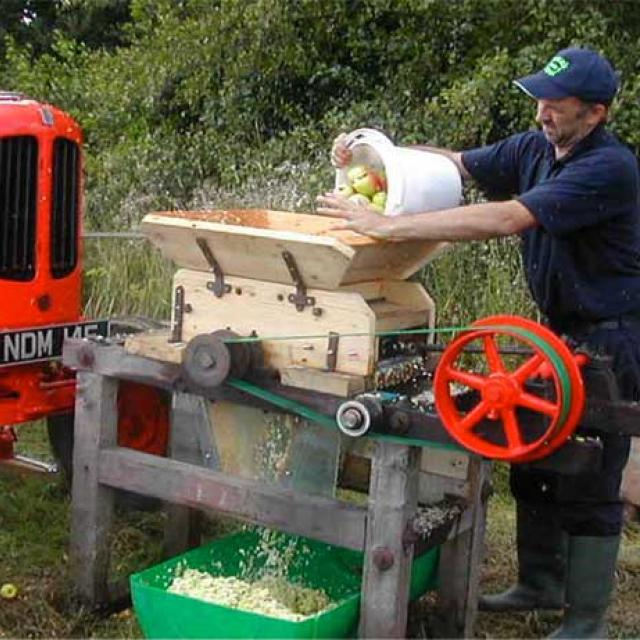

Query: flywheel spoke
445 366 487 391
513 353 545 384
483 335 506 373
459 401 490 431
517 391 559 417
501 408 524 449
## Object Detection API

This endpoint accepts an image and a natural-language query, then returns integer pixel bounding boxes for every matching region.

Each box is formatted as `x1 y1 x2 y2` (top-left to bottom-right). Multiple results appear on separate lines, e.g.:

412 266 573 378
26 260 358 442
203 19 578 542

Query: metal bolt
184 303 193 313
312 307 323 317
389 412 410 434
78 348 95 368
342 408 363 429
372 547 395 571
196 351 215 369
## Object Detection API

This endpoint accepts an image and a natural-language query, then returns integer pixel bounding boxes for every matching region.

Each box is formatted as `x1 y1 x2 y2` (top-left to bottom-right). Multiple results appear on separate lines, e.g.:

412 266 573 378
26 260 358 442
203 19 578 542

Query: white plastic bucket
335 128 462 216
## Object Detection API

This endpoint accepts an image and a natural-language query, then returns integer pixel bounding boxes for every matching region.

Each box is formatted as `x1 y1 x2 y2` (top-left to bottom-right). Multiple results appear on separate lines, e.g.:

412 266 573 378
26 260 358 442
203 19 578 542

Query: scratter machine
125 207 640 477
0 92 169 475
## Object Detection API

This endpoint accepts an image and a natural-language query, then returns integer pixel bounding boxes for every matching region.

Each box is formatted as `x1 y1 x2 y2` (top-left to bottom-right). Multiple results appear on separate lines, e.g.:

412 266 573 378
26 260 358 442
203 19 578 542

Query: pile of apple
336 165 387 213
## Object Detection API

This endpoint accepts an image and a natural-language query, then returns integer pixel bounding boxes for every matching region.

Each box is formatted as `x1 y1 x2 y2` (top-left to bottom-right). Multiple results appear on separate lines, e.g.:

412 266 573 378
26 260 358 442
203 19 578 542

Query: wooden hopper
131 209 443 383
140 209 446 289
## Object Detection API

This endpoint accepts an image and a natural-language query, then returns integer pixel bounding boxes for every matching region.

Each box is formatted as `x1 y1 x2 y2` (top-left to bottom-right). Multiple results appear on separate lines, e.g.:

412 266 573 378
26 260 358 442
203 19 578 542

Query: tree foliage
2 0 638 229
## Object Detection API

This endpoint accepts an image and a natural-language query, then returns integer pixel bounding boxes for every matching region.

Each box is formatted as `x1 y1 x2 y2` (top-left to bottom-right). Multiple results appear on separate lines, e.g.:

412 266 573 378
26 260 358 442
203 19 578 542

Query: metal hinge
196 237 231 298
282 250 315 312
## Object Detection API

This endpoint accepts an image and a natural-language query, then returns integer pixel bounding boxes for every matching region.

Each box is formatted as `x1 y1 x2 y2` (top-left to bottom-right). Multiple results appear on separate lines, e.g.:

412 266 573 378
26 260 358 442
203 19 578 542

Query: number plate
0 320 110 367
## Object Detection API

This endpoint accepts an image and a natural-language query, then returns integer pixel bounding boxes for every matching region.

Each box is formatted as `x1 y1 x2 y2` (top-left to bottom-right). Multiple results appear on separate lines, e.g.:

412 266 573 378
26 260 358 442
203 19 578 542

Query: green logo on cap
544 55 570 77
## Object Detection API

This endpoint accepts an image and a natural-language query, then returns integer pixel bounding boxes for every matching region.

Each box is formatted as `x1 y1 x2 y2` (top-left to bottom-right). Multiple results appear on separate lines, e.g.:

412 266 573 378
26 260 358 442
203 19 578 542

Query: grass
82 238 174 321
474 495 640 639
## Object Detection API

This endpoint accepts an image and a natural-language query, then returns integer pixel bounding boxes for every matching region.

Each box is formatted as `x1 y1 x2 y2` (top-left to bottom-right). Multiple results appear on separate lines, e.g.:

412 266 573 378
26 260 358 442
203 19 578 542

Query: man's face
535 96 601 148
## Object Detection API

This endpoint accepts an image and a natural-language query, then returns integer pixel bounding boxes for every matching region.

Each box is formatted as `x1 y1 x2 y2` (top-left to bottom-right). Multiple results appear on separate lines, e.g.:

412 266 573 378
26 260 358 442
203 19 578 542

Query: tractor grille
0 136 37 280
51 138 80 278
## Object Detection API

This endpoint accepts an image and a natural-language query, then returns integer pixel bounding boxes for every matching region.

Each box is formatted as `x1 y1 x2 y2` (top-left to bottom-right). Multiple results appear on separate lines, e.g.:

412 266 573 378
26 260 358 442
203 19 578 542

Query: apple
335 184 354 198
347 165 368 184
371 191 387 211
348 193 372 207
353 171 378 197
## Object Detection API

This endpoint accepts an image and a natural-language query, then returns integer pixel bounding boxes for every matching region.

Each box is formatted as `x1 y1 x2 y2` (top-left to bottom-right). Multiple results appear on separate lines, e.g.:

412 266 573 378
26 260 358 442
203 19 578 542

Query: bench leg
359 441 420 638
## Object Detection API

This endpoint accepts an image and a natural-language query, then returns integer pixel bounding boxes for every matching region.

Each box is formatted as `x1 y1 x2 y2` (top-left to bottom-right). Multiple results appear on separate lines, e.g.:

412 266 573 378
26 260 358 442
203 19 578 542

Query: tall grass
82 238 174 321
423 238 537 331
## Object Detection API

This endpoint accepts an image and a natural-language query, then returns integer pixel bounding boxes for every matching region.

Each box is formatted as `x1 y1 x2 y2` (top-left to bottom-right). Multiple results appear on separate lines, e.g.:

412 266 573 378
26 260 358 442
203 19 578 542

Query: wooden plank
97 447 367 551
63 339 180 389
70 372 118 605
341 240 447 285
141 210 446 287
434 458 491 638
125 330 183 364
281 366 367 396
344 279 436 334
142 212 353 291
418 473 470 504
380 281 436 337
359 442 420 638
174 269 377 376
368 300 428 332
421 449 470 480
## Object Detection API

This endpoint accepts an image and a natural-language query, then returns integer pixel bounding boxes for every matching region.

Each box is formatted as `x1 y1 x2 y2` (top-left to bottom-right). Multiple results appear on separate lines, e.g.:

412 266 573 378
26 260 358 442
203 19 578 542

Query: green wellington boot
548 535 621 639
479 503 567 612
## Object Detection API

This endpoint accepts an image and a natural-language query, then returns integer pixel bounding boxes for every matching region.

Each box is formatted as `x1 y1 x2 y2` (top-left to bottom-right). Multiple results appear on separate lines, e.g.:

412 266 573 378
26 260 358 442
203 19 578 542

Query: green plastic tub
130 529 439 639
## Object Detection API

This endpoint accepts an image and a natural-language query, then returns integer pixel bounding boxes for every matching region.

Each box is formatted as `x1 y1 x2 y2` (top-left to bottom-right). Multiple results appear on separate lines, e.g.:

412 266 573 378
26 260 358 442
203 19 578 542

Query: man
318 47 639 639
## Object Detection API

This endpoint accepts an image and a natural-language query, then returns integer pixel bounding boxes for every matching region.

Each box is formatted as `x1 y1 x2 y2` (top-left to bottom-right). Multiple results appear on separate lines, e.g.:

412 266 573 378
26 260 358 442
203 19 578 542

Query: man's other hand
315 192 391 238
331 133 353 168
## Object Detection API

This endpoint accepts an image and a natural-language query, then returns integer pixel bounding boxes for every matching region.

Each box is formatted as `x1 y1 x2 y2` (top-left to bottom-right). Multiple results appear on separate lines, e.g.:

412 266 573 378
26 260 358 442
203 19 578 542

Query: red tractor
0 91 169 479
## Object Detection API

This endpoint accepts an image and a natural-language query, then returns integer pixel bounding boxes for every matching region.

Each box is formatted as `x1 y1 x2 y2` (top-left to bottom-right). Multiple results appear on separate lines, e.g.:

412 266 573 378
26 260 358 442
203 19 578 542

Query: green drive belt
226 377 449 449
224 323 575 450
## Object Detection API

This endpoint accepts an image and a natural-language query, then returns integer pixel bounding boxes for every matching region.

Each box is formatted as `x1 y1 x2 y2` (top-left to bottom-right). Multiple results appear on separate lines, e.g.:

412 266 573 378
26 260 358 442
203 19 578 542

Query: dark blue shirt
461 125 640 330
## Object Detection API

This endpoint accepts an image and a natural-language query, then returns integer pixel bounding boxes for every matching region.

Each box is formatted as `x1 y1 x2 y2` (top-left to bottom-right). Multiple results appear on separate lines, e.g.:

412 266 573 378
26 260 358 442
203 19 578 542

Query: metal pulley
434 315 587 463
335 394 383 437
181 330 254 391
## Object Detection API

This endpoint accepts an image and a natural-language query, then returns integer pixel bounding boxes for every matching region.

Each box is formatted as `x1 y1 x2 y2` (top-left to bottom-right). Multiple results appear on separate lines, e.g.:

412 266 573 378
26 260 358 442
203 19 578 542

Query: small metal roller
335 395 383 437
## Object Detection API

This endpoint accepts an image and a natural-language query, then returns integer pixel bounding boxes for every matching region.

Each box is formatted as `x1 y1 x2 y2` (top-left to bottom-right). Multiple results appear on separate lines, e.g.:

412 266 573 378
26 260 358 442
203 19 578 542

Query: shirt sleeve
517 151 638 236
461 133 525 197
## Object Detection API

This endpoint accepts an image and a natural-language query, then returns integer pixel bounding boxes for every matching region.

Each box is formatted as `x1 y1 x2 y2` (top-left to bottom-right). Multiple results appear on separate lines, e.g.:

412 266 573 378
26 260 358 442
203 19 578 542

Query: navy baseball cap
514 47 618 105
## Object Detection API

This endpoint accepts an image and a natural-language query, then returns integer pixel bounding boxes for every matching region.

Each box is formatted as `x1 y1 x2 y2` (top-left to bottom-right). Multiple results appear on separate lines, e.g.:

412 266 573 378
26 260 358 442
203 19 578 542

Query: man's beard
542 124 579 148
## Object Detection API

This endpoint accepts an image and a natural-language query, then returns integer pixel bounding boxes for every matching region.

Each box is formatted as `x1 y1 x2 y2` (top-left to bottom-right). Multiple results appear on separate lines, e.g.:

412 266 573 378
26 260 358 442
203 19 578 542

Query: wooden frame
65 339 489 638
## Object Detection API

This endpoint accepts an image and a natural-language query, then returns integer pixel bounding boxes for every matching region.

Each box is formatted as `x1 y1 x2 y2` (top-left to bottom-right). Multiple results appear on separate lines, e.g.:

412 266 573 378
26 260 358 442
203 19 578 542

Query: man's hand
316 192 391 238
331 133 353 168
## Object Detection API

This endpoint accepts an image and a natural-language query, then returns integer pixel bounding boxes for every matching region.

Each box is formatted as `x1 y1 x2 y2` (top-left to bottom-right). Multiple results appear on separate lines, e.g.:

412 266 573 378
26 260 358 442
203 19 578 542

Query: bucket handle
344 127 393 150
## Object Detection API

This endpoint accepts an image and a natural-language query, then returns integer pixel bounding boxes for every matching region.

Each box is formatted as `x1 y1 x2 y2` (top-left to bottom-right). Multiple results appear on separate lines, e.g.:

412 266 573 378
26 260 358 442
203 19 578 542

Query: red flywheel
434 315 587 462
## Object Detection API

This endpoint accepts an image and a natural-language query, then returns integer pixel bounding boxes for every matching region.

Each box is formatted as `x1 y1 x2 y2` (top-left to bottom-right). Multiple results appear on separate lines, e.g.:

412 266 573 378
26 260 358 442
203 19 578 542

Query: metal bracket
282 250 315 312
326 332 340 371
196 237 231 298
169 285 185 343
